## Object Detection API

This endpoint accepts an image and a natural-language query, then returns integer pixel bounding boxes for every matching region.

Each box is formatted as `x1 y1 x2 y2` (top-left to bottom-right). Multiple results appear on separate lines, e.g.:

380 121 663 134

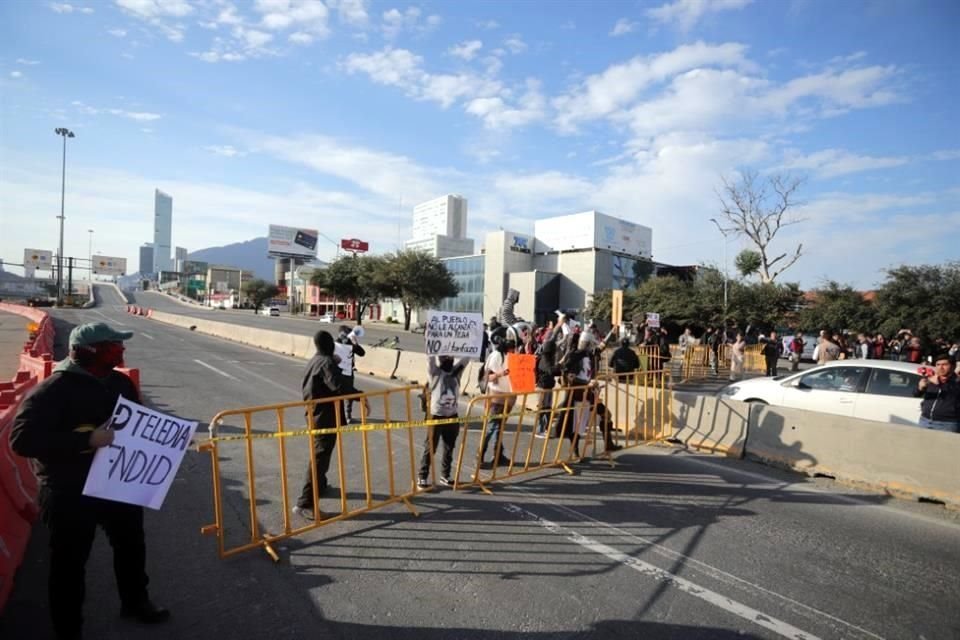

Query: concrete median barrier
745 404 960 507
670 392 749 457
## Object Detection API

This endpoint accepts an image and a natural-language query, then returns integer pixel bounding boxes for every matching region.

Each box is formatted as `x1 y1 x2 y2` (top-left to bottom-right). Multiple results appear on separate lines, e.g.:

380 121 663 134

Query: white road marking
223 360 296 394
138 332 155 340
504 502 823 640
89 309 128 326
193 359 239 381
508 487 886 640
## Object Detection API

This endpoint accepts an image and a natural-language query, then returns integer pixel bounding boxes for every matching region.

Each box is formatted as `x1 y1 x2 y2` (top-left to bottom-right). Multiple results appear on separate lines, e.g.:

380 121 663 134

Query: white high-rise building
153 189 173 272
406 194 474 258
174 246 188 272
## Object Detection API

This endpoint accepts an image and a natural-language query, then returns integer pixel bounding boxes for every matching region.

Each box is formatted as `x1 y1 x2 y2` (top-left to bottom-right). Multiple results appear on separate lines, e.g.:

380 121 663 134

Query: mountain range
187 236 275 280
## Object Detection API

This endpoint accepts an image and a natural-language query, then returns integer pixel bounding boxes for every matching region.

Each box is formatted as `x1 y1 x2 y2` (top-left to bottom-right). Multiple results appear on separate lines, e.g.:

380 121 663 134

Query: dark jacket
536 339 559 389
915 374 960 424
11 361 140 495
302 353 344 427
609 345 640 374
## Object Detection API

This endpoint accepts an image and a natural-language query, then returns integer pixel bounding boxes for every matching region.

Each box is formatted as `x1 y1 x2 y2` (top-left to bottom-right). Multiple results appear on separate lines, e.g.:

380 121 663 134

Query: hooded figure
498 288 521 326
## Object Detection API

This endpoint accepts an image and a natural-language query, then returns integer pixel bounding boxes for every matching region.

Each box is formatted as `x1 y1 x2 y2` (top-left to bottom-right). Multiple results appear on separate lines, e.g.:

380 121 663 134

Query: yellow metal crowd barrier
199 372 673 560
744 344 765 372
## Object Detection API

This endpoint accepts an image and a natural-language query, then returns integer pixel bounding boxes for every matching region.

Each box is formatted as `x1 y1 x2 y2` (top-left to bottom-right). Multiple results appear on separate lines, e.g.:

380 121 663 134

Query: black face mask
439 359 454 372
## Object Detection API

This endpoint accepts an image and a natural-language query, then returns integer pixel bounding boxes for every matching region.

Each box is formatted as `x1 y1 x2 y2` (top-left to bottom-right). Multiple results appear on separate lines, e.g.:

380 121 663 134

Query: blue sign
511 235 531 253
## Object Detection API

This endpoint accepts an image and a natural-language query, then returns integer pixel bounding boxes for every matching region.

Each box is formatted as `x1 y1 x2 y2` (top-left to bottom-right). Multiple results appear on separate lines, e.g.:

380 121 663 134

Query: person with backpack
417 355 470 487
534 321 564 438
609 337 640 374
478 326 517 468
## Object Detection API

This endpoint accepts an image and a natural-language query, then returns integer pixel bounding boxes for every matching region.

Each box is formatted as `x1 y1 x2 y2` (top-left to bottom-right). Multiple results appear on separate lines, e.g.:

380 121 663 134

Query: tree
243 279 279 312
874 263 960 342
728 280 804 332
311 254 386 325
716 170 805 283
377 250 459 330
799 281 877 333
734 249 762 278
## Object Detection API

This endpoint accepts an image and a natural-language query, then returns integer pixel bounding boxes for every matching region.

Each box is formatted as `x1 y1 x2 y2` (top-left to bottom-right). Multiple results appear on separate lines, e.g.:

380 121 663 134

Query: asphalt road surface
4 286 959 640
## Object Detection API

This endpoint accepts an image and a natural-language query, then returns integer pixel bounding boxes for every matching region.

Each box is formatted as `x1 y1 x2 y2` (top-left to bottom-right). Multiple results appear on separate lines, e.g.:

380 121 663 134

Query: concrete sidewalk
0 309 29 381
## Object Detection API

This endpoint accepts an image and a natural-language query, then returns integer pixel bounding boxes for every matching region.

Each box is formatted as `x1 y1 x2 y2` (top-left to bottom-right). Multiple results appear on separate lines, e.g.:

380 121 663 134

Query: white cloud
466 79 546 129
72 101 162 121
331 0 369 26
449 40 483 61
16 58 41 65
254 0 329 38
343 47 424 86
289 31 313 44
381 6 438 39
647 0 753 31
931 149 960 161
503 35 526 54
610 18 637 37
780 148 908 178
114 0 193 18
494 170 593 204
553 41 754 131
80 6 94 12
10 71 23 79
108 28 128 37
49 2 75 13
205 144 247 157
476 19 499 30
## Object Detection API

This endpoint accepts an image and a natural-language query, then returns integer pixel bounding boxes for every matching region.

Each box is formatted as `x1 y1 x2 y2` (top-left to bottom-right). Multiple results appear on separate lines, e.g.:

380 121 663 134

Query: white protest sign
424 310 484 357
334 342 353 376
82 396 198 510
646 312 660 329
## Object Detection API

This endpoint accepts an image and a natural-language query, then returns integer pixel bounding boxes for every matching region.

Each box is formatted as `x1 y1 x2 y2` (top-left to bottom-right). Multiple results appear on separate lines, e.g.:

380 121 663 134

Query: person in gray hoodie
499 288 521 326
12 322 169 639
417 355 470 487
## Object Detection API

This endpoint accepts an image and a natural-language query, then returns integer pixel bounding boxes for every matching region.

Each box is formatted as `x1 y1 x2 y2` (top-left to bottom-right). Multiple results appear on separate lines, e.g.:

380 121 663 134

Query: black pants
40 488 149 639
297 432 338 508
418 415 460 479
765 355 778 376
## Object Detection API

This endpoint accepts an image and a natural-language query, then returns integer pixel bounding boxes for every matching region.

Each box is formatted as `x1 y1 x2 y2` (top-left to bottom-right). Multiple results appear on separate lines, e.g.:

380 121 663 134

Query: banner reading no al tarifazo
82 396 198 510
424 310 484 358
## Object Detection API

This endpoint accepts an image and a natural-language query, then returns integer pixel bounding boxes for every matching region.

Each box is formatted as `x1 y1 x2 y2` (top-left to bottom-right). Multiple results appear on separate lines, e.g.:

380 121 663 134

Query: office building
404 194 475 258
153 189 173 272
174 246 188 272
139 243 154 276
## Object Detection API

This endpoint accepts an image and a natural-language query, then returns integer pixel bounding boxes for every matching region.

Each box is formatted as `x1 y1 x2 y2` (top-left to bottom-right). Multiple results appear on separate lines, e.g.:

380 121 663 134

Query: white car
719 360 923 426
260 306 280 317
318 313 336 323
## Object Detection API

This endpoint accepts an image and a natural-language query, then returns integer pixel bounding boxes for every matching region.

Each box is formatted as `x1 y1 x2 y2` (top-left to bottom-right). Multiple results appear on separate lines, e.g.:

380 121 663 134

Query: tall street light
55 127 75 305
709 218 732 332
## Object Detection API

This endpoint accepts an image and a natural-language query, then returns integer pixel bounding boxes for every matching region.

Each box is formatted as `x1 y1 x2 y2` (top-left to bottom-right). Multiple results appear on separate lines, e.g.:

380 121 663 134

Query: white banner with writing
424 311 484 357
82 397 198 510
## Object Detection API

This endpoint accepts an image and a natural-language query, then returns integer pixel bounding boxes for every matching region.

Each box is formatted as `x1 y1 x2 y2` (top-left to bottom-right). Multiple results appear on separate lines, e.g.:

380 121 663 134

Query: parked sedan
719 360 923 426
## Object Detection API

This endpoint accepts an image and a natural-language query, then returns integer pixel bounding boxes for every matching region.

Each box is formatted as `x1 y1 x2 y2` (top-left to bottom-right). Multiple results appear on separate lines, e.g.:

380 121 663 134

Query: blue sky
1 0 958 288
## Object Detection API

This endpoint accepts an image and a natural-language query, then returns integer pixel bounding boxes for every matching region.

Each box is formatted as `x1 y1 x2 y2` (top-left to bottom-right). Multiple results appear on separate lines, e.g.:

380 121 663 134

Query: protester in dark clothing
760 330 780 376
534 321 564 437
914 354 960 432
417 356 469 486
904 336 924 364
11 322 170 639
294 330 345 520
609 339 640 374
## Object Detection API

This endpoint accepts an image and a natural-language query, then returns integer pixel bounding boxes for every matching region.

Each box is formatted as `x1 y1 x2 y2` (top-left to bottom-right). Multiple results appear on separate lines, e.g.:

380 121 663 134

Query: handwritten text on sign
82 397 198 510
424 311 484 357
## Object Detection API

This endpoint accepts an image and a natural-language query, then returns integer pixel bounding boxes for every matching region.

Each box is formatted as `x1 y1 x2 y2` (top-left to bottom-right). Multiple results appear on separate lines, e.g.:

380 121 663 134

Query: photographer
914 354 960 432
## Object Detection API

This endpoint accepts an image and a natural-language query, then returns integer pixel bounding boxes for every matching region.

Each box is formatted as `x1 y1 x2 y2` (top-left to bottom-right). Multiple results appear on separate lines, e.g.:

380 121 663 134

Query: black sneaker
606 443 623 452
496 456 512 467
120 599 170 624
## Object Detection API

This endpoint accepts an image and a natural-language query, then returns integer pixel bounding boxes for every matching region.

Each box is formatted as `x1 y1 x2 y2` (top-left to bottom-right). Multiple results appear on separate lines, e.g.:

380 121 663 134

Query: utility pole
55 127 75 305
709 218 731 336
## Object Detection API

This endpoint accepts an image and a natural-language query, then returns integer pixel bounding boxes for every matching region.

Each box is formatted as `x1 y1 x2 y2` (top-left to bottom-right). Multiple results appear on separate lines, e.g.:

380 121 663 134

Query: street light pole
55 127 75 305
709 218 730 332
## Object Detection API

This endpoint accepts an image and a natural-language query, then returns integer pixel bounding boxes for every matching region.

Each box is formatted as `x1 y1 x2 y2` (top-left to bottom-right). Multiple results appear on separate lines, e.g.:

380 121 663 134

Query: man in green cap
12 321 170 639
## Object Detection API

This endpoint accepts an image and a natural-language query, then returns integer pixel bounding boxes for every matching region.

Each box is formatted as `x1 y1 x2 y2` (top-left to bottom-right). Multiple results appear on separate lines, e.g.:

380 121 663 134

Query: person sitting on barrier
609 337 640 374
336 325 367 423
914 353 960 432
417 355 470 487
294 330 345 520
11 321 170 639
479 325 517 468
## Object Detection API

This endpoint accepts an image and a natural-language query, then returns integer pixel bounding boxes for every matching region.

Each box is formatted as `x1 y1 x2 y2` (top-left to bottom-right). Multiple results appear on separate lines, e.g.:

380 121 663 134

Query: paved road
5 289 960 640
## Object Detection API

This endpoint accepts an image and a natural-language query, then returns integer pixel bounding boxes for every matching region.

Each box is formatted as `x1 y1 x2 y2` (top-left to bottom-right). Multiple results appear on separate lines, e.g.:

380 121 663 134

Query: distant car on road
318 313 336 323
259 306 280 317
719 360 923 426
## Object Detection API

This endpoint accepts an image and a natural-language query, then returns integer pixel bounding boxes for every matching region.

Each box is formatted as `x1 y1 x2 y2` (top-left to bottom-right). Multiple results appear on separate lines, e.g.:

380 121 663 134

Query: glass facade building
437 255 484 314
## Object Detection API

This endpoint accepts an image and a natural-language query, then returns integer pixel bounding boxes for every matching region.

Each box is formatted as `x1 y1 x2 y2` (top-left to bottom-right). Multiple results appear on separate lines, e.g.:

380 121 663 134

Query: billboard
24 249 53 270
340 238 369 253
92 255 127 276
268 225 319 259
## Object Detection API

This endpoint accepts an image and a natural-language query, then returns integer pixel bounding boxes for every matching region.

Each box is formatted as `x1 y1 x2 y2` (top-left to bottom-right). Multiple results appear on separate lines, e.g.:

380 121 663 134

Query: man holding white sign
424 310 484 357
12 322 171 639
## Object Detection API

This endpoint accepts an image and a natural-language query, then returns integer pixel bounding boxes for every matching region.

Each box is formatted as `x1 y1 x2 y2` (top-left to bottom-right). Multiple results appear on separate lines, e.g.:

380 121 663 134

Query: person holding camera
914 353 960 432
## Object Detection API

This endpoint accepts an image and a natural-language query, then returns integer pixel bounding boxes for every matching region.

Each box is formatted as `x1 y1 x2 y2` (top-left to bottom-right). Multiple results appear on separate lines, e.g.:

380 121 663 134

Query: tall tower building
174 246 188 272
153 189 173 272
405 194 474 258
